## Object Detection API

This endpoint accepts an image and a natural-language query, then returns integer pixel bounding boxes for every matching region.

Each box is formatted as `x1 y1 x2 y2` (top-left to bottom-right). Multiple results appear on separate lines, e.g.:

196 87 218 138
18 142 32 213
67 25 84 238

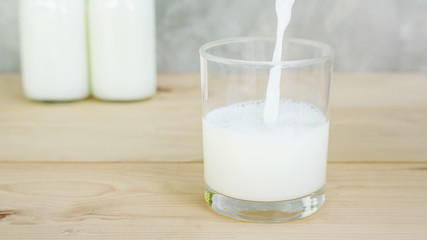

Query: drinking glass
200 37 334 222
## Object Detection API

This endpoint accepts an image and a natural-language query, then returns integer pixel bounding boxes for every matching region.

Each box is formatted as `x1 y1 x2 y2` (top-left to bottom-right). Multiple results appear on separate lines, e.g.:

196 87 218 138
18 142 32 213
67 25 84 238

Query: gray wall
1 0 426 73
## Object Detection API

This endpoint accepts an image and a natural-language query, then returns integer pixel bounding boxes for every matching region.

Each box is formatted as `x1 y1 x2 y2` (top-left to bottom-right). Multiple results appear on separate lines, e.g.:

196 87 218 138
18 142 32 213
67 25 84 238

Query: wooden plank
0 162 426 239
329 73 427 162
0 74 202 162
0 73 426 162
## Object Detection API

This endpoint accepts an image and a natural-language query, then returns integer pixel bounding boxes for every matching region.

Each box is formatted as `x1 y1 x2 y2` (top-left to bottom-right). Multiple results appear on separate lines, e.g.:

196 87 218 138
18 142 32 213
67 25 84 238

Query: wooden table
0 73 426 239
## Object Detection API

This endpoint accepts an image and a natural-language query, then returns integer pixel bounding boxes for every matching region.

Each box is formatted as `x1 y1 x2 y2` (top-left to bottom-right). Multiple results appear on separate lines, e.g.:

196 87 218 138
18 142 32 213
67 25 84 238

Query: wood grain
1 73 427 239
329 73 427 162
0 74 202 162
0 162 426 239
0 73 426 162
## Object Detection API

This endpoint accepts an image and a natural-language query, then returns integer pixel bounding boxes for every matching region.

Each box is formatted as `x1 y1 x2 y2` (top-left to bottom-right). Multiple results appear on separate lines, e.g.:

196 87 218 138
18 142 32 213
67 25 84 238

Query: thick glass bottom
204 184 325 223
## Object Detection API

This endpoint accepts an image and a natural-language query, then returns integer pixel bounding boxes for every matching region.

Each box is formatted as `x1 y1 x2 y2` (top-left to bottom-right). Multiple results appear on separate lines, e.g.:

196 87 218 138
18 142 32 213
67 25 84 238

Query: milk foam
206 99 327 136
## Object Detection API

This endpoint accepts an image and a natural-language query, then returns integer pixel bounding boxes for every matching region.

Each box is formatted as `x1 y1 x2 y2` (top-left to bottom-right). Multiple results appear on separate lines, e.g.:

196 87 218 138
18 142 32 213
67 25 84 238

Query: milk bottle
20 0 89 102
89 0 157 101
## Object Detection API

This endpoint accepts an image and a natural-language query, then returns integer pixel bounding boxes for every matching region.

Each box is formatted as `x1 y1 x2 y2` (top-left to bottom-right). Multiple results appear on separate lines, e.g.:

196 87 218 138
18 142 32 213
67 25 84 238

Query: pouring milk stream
263 0 296 124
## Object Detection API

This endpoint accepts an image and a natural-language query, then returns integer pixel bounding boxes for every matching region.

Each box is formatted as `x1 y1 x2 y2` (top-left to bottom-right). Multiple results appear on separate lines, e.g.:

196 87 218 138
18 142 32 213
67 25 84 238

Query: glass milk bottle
19 0 89 102
89 0 157 101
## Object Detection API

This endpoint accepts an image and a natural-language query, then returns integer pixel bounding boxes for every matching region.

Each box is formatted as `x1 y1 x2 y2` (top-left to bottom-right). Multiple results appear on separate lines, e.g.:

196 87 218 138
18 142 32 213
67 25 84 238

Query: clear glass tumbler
200 37 334 222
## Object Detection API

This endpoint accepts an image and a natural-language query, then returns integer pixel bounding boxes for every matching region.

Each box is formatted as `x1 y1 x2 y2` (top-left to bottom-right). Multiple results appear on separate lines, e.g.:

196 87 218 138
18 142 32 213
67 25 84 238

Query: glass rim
199 37 334 67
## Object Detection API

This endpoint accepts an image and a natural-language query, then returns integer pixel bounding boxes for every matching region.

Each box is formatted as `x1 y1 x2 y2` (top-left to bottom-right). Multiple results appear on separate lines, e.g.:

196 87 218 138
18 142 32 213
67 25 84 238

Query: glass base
93 94 154 103
204 184 325 223
33 99 87 104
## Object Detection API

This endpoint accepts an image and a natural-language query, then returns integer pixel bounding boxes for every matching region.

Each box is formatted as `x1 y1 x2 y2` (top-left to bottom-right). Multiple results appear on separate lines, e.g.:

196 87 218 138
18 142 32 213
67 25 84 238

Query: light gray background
1 0 426 73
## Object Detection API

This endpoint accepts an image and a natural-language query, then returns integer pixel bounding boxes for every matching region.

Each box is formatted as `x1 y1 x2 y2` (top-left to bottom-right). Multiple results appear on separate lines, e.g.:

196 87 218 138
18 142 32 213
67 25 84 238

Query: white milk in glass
89 0 156 101
203 100 329 202
20 0 89 101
